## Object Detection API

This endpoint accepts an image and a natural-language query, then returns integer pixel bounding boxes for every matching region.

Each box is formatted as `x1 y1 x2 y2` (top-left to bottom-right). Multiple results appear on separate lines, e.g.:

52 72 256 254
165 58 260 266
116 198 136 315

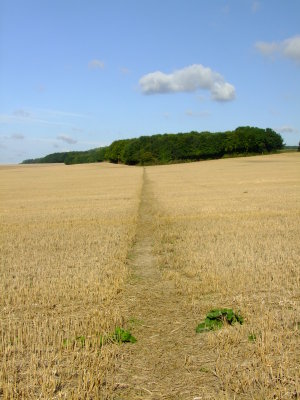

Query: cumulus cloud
276 125 299 134
255 35 300 63
57 135 77 144
88 59 104 69
283 36 300 62
211 81 236 101
11 133 25 140
139 64 235 101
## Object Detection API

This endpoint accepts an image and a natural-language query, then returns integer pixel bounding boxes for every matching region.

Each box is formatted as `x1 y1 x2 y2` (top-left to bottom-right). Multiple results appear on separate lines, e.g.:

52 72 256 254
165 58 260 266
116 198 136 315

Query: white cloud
211 81 236 101
57 135 77 144
276 125 299 134
283 36 300 62
139 64 235 101
255 35 300 63
88 59 105 69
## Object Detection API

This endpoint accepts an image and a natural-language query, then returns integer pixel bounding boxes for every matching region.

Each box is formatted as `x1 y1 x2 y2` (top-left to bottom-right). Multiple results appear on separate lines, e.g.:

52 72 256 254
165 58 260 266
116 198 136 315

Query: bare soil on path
111 169 217 400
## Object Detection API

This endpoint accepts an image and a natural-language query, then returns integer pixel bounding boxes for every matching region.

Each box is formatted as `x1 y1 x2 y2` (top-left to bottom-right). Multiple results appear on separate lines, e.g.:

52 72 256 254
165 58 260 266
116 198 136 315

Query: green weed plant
63 327 136 349
196 308 243 333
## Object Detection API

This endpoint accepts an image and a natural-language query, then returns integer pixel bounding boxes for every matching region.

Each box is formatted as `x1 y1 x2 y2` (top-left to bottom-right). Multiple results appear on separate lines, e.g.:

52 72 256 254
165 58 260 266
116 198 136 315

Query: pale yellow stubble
0 163 143 399
147 153 300 399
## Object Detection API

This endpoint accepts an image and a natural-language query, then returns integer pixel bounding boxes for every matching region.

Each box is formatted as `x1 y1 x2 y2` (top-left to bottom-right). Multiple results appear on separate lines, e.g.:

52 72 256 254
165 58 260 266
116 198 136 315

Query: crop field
0 153 299 399
147 153 300 399
0 163 143 399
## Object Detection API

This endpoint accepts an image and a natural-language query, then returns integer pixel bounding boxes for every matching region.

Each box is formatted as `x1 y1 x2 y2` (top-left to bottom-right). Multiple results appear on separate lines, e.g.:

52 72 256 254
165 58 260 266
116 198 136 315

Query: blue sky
0 0 299 163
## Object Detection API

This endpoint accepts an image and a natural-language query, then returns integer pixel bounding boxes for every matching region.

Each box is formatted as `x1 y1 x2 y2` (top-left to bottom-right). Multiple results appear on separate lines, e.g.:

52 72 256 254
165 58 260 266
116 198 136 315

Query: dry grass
0 163 143 399
146 153 300 399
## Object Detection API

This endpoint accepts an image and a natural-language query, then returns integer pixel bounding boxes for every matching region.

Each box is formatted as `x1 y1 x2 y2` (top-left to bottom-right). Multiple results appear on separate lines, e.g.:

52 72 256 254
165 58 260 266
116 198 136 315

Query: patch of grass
248 333 257 342
63 327 136 350
62 336 86 349
76 335 86 347
196 308 243 333
111 327 137 344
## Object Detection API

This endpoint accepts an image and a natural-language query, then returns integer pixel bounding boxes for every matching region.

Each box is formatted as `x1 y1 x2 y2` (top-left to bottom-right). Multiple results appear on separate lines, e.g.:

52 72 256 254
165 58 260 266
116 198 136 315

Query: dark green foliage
63 327 136 350
104 139 133 163
22 127 284 165
106 127 283 165
196 308 243 333
96 327 137 346
111 327 137 344
22 147 107 165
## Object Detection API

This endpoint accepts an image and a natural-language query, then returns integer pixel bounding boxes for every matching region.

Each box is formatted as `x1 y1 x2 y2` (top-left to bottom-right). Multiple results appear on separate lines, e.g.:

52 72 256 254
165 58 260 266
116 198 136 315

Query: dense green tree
22 127 284 166
22 147 107 165
105 127 283 165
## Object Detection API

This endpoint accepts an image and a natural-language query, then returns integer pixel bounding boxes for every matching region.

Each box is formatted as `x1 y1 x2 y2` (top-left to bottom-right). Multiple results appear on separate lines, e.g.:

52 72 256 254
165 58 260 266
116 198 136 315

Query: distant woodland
22 147 107 165
22 127 284 166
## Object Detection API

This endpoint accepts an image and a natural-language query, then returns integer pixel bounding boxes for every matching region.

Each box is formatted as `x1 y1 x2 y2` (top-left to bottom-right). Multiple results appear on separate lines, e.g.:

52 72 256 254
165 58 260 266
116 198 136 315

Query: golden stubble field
0 163 143 399
0 153 299 399
147 152 300 399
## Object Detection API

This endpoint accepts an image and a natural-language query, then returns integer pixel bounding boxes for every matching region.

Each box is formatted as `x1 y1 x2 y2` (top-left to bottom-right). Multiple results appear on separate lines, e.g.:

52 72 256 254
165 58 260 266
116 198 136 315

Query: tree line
22 127 284 166
105 127 283 165
22 147 107 165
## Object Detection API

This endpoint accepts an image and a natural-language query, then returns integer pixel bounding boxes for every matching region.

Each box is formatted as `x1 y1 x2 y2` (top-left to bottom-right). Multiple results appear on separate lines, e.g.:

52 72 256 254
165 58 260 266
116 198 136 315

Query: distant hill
22 127 284 166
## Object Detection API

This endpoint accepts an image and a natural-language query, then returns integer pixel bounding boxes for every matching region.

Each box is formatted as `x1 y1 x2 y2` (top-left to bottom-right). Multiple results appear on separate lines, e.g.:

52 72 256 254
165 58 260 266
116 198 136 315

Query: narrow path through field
112 169 217 400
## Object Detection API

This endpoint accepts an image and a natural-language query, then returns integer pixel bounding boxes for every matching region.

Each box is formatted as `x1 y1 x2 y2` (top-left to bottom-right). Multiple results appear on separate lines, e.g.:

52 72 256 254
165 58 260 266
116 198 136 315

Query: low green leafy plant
196 308 243 333
63 327 136 349
111 327 137 344
98 327 137 345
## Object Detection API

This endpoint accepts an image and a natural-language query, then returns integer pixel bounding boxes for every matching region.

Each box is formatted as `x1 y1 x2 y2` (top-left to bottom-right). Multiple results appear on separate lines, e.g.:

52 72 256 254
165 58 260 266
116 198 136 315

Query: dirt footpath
111 169 218 400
